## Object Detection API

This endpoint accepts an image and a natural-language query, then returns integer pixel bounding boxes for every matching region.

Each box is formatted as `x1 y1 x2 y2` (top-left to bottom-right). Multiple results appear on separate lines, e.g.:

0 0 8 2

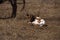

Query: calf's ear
26 13 29 16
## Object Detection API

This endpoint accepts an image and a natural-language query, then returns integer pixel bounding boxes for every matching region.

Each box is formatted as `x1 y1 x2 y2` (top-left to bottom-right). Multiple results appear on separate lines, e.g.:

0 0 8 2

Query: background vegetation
0 0 60 40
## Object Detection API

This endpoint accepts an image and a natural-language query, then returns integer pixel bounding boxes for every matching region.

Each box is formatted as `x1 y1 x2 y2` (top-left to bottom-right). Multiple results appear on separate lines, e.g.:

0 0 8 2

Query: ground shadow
0 0 25 19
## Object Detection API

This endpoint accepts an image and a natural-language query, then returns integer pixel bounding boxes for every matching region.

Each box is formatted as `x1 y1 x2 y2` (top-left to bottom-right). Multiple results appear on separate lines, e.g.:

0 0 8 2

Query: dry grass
0 0 60 40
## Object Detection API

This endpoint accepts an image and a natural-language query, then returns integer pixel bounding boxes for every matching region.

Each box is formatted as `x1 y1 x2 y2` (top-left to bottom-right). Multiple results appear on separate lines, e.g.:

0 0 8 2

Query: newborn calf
31 17 45 27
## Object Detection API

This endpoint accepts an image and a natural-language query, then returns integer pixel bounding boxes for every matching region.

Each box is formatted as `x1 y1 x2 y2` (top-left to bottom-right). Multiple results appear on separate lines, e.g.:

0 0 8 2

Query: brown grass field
0 0 60 40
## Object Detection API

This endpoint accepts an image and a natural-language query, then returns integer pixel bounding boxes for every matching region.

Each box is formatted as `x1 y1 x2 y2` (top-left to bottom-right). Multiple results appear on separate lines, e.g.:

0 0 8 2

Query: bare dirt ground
0 0 60 40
